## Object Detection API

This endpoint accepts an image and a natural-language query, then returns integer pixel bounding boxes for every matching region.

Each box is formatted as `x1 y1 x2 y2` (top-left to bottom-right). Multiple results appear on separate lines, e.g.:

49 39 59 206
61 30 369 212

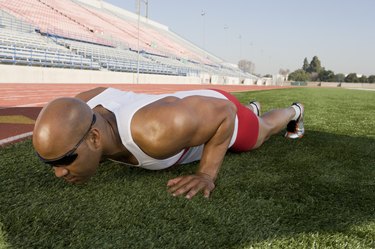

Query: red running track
0 83 286 108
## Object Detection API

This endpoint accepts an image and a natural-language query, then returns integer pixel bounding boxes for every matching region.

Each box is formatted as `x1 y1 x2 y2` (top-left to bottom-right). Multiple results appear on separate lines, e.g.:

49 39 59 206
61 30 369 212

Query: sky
105 0 375 76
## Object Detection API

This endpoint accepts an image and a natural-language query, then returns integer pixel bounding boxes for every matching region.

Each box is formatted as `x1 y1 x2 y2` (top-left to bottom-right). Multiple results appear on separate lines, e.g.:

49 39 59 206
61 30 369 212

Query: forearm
196 116 234 180
167 140 230 199
196 144 228 181
167 98 236 199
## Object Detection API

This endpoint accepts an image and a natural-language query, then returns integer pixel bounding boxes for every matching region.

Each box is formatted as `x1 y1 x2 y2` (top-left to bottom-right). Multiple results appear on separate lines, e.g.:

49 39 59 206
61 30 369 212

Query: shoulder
75 87 107 102
131 96 235 157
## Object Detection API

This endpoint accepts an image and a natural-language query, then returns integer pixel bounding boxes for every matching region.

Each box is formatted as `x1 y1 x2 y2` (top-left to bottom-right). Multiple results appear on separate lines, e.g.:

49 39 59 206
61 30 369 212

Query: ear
87 128 101 150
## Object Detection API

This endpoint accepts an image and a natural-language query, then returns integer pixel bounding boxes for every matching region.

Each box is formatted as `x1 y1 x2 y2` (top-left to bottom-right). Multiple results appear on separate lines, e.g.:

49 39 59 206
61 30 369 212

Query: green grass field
1 88 374 249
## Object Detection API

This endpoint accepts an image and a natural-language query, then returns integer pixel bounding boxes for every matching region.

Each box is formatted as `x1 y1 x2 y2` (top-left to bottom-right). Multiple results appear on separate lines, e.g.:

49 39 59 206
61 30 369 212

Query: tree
307 56 322 73
310 72 319 82
288 69 310 81
319 69 335 82
345 73 359 83
335 73 345 82
359 75 368 83
238 60 255 74
368 75 375 83
302 58 309 71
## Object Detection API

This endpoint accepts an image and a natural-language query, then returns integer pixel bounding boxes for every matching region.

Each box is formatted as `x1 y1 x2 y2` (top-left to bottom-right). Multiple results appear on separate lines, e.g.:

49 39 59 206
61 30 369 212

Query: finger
167 176 184 187
171 177 200 197
167 176 193 194
201 180 215 198
185 182 207 199
203 187 211 198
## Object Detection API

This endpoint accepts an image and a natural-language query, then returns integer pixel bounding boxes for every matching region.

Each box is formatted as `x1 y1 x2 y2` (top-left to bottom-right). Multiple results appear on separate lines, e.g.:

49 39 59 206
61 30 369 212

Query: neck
94 108 139 165
94 108 127 158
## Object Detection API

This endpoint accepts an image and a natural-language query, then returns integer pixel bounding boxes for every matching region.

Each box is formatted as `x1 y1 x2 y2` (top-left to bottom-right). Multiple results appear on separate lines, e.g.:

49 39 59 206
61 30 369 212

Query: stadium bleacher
0 0 257 81
0 10 99 69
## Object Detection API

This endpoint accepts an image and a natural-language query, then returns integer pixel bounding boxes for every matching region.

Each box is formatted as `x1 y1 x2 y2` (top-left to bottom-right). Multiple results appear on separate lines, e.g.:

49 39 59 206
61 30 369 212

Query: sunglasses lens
46 154 78 166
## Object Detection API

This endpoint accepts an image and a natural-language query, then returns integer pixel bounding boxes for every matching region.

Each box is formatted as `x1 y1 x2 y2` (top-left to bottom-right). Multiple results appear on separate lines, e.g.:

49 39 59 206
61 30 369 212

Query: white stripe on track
15 102 47 107
0 132 33 146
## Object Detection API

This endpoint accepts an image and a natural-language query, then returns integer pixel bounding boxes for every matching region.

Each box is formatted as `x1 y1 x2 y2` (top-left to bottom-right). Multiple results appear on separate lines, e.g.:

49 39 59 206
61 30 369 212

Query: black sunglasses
36 114 96 167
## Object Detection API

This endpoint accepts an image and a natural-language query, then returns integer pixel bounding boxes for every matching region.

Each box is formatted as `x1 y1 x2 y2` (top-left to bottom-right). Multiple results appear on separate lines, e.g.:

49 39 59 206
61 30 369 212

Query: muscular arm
132 96 237 199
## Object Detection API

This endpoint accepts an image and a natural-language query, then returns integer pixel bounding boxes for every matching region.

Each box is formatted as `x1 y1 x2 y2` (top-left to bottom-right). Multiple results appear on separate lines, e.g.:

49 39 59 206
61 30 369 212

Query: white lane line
0 102 47 108
15 102 47 107
346 88 375 91
0 131 33 146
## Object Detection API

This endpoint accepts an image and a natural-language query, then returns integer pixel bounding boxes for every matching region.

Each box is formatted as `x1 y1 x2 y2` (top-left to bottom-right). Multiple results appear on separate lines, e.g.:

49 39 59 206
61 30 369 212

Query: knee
253 118 273 149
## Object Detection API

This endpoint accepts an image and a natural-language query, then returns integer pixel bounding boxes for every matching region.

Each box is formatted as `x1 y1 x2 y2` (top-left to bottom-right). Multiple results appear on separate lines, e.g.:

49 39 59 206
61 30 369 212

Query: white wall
340 83 375 89
210 75 225 84
0 65 201 84
305 81 375 89
243 78 255 85
224 77 240 85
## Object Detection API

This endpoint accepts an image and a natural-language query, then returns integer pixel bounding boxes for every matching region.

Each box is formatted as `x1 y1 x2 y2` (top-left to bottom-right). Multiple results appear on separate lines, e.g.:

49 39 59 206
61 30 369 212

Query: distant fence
290 81 308 86
303 81 375 90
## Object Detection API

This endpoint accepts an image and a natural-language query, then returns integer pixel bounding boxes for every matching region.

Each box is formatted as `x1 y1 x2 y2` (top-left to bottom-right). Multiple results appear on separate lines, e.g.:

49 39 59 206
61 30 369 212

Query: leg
252 107 296 149
210 89 303 152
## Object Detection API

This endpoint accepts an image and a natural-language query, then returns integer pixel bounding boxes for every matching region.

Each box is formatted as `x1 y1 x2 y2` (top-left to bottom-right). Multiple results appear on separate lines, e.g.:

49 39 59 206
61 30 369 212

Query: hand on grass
167 173 215 199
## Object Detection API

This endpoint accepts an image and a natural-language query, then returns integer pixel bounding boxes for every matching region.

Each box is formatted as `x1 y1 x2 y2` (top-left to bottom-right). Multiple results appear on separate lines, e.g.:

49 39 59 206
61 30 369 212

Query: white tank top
87 88 238 170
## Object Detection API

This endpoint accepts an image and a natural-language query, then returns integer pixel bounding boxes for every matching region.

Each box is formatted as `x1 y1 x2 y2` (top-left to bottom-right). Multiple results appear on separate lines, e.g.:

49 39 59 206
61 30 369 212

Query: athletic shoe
285 102 304 139
247 101 261 116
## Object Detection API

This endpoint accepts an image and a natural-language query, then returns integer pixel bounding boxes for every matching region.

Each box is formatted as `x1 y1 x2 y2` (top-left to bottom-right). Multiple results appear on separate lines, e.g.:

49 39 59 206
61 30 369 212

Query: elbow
226 101 237 120
220 102 237 135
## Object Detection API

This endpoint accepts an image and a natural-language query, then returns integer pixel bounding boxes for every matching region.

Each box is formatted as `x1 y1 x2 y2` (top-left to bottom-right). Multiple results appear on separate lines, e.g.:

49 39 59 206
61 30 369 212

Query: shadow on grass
0 130 374 248
218 130 375 248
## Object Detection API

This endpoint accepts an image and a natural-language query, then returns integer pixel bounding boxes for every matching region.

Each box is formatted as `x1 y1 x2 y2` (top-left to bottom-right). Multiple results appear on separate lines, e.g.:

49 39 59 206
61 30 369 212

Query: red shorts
212 89 259 152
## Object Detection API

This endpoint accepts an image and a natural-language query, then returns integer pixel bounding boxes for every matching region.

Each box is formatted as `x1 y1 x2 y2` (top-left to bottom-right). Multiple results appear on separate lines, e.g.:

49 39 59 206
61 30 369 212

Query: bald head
33 97 93 159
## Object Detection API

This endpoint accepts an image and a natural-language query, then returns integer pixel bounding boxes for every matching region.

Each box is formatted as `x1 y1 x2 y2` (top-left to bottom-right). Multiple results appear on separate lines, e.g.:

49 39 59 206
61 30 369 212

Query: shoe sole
285 102 304 139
